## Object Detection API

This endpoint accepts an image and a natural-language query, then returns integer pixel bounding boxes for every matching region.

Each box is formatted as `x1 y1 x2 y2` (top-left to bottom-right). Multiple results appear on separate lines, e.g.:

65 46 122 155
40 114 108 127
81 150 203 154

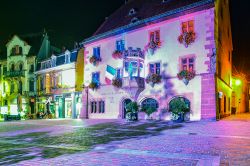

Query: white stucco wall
84 9 214 120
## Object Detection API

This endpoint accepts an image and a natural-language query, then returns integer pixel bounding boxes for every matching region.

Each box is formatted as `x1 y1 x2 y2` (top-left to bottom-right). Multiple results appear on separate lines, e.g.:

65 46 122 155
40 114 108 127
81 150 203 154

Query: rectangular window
149 63 161 75
116 68 122 78
92 72 100 84
182 20 194 33
91 101 97 113
99 101 105 113
93 47 101 59
3 67 7 75
149 30 160 43
29 64 34 73
116 40 125 51
125 62 129 72
181 57 195 71
29 80 34 92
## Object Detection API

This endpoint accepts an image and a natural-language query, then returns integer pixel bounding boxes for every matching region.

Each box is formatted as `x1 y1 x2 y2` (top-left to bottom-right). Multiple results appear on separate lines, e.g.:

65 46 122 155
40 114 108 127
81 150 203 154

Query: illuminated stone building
80 0 232 120
35 48 84 119
231 66 249 115
0 35 36 116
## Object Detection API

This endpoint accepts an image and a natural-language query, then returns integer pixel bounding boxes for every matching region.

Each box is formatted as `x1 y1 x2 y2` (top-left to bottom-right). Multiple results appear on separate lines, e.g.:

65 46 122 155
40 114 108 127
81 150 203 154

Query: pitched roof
82 0 214 45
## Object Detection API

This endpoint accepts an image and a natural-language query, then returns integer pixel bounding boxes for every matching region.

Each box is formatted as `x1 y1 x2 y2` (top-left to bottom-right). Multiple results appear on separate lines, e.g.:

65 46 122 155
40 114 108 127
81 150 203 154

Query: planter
126 112 138 121
182 78 189 85
173 113 184 123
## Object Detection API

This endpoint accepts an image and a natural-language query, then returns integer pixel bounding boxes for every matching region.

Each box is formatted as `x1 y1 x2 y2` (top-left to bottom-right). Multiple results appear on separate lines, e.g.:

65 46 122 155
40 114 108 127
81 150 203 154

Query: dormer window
11 45 22 55
128 8 136 16
131 17 139 24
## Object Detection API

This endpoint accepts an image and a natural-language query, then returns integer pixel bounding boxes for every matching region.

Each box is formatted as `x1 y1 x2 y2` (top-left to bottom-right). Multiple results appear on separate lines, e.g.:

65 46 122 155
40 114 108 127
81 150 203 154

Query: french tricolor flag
105 65 117 85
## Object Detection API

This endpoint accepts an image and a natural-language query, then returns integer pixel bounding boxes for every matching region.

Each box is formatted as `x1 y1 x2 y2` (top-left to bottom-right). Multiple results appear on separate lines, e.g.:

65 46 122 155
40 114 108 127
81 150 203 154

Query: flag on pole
105 65 117 84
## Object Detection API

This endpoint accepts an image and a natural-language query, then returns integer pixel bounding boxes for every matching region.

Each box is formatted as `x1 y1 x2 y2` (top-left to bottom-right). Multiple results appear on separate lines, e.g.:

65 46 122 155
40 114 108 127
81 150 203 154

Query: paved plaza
0 114 250 166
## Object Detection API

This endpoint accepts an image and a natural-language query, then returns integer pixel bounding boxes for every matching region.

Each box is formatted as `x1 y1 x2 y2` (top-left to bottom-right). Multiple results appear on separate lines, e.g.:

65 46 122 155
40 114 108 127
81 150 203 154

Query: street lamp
83 84 89 119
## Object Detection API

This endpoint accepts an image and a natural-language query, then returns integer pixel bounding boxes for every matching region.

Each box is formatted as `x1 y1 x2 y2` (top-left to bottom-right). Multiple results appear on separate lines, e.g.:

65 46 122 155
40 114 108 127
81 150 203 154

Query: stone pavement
1 114 250 166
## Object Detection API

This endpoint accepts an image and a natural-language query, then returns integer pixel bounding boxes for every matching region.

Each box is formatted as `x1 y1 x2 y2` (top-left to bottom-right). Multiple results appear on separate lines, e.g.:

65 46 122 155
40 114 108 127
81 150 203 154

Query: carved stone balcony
123 47 144 59
122 77 145 100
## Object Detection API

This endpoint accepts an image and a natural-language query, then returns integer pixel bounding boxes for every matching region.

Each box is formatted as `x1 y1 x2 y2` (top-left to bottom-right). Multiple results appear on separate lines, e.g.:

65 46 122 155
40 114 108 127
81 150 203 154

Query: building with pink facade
80 0 233 121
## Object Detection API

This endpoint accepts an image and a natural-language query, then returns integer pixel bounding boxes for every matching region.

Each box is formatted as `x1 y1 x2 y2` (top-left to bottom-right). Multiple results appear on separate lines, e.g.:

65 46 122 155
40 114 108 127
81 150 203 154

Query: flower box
112 50 123 59
146 74 162 87
147 41 161 55
112 78 122 88
178 31 196 47
89 55 102 66
89 82 99 90
177 70 195 85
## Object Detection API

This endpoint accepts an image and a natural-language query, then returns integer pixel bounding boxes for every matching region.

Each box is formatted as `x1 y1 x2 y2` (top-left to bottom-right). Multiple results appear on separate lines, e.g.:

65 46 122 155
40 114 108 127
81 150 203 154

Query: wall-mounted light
236 79 242 86
218 92 223 99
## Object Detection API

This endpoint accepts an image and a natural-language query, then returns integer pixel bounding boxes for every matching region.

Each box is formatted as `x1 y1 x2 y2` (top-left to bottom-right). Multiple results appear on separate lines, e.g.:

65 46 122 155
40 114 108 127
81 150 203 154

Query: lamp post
83 85 89 119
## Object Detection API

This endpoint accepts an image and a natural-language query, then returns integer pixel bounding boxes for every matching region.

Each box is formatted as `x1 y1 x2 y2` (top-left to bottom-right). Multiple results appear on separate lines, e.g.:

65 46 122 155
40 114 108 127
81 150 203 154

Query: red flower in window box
112 50 123 59
177 70 196 85
146 74 162 86
89 55 102 66
89 82 99 90
112 77 123 88
178 32 196 47
147 41 161 55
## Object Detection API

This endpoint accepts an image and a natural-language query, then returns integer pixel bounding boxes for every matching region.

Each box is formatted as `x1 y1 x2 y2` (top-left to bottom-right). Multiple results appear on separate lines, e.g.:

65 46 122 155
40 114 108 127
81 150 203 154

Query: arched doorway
122 99 132 119
169 97 191 120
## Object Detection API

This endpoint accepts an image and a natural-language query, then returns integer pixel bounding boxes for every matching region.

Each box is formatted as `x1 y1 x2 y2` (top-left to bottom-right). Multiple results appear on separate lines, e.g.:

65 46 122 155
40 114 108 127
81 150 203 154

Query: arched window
141 98 158 110
11 64 15 71
19 63 23 71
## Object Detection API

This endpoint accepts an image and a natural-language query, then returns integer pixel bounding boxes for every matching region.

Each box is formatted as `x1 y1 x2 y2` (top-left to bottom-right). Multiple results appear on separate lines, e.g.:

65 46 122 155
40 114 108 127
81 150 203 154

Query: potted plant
125 102 139 121
178 31 196 47
89 55 102 66
169 98 190 123
146 74 162 87
89 82 99 90
141 106 157 120
112 50 123 59
177 70 195 85
112 77 122 88
147 40 161 55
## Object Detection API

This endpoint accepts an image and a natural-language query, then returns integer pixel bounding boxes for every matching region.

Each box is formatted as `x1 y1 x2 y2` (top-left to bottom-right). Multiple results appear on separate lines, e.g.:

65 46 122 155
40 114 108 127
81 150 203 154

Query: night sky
0 0 249 73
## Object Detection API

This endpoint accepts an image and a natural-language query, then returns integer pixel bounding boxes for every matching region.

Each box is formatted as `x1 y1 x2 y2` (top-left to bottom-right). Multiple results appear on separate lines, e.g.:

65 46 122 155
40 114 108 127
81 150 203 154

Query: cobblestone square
0 114 250 165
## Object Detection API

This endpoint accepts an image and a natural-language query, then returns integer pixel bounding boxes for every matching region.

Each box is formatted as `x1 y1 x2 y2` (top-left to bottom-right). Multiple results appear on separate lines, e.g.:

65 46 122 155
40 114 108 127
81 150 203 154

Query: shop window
149 63 160 75
181 57 195 71
181 20 194 33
